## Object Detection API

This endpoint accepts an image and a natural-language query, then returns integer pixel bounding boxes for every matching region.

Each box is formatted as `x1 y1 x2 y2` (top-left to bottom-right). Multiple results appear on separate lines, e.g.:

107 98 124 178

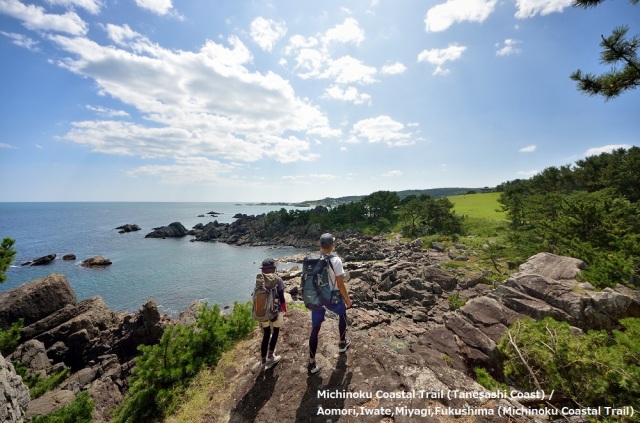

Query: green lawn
448 192 506 221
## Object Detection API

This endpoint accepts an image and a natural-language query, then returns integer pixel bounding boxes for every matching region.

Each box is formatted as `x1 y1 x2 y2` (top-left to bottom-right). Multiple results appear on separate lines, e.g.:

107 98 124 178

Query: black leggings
261 326 280 357
309 313 347 359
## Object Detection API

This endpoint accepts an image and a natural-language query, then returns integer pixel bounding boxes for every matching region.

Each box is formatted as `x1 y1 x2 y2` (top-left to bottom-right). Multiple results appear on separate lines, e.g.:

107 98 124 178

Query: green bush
14 363 71 399
0 319 23 355
448 293 467 310
112 301 256 423
31 391 94 423
498 317 640 419
474 367 508 392
0 237 17 283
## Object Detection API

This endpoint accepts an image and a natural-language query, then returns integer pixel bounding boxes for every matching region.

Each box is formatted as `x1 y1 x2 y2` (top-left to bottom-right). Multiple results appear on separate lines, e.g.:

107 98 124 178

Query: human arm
336 274 352 308
277 278 287 315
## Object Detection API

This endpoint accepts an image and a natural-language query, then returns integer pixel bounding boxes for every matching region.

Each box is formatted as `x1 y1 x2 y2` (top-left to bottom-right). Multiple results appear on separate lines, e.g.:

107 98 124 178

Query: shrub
14 363 71 399
448 293 467 310
112 301 256 423
498 317 640 416
474 367 508 392
31 391 94 423
0 319 23 355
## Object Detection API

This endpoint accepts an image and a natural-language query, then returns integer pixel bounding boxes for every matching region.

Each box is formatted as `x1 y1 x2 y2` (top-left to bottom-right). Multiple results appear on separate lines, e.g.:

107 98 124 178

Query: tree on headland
571 0 640 99
0 237 17 283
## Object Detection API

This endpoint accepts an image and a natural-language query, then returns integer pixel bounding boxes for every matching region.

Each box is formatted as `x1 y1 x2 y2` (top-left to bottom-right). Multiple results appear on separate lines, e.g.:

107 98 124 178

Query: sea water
0 202 309 316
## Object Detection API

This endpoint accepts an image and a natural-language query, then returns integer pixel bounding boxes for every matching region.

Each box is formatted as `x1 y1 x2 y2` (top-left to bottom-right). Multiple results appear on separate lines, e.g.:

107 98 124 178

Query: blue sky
0 0 638 202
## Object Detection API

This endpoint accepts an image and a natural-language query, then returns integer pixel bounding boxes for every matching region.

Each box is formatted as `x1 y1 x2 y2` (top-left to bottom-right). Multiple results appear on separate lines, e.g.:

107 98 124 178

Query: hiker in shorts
308 233 352 374
259 258 287 370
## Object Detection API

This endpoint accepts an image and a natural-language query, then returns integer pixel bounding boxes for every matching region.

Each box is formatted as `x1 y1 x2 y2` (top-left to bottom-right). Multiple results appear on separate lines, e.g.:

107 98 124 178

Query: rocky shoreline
2 232 640 421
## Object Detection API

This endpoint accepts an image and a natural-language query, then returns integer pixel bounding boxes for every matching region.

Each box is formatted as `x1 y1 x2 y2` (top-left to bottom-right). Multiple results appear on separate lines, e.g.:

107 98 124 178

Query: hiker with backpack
252 258 287 370
301 233 352 375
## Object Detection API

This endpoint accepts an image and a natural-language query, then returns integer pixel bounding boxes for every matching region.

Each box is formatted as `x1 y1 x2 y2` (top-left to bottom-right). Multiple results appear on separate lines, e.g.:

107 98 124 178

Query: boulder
0 274 77 329
115 224 141 234
517 252 586 280
0 353 30 423
81 256 112 268
22 254 56 266
62 254 76 261
144 222 188 238
25 390 75 419
8 339 50 374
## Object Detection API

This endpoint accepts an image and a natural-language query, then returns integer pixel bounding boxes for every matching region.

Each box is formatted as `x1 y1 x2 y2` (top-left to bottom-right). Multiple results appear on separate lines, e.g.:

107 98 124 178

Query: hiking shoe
308 361 321 375
338 338 351 353
264 354 281 370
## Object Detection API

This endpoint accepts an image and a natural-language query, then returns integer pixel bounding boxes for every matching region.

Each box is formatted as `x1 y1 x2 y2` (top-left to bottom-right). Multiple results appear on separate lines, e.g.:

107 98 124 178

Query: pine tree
571 0 640 99
0 238 17 283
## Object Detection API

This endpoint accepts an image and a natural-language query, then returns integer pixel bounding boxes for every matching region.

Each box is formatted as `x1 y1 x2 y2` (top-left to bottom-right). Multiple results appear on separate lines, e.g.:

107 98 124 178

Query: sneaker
264 354 281 370
338 338 351 353
308 361 321 375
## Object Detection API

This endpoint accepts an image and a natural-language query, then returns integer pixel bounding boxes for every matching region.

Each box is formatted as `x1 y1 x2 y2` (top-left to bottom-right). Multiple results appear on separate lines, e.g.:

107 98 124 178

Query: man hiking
308 233 352 375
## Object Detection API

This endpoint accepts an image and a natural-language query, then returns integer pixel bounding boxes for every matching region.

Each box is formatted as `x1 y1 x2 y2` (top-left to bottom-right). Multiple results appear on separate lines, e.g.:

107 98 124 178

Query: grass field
448 192 506 221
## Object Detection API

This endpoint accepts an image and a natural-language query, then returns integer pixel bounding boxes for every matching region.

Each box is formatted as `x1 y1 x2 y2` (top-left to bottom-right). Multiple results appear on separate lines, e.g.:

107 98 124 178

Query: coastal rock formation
81 256 112 268
193 214 322 247
115 224 141 234
21 254 57 266
62 254 76 261
0 274 77 329
0 353 30 423
144 222 188 238
1 274 170 420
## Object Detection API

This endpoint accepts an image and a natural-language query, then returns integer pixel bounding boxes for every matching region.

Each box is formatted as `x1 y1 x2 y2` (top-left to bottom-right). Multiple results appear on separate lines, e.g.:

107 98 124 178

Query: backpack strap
322 254 338 290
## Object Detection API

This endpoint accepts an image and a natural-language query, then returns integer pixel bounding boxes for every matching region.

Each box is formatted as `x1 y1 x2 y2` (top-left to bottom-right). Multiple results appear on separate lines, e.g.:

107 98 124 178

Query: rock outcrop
115 224 141 234
0 274 77 329
1 274 169 420
21 254 56 267
81 256 112 268
0 353 30 423
144 222 188 238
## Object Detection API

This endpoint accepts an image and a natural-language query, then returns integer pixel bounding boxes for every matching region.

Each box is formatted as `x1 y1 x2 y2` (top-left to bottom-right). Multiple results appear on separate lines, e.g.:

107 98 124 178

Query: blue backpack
300 254 334 310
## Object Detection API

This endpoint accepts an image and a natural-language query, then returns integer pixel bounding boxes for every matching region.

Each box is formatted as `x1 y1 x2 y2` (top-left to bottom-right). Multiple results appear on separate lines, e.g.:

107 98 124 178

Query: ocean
0 202 309 317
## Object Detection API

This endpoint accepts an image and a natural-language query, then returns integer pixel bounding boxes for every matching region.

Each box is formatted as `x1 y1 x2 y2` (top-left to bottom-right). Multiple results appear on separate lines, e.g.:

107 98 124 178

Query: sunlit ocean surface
0 202 308 316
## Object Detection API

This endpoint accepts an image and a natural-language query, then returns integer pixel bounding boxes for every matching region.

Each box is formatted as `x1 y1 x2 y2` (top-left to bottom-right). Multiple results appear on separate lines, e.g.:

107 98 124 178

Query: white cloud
323 85 371 105
46 31 338 170
0 0 87 35
128 157 238 184
584 144 632 156
104 23 140 46
284 35 318 55
46 0 103 14
250 17 287 52
519 144 536 153
417 44 467 75
383 170 402 177
0 142 18 149
349 116 414 147
134 0 173 15
322 17 365 46
515 0 573 18
496 39 521 56
281 174 339 185
321 55 377 85
381 62 407 75
425 0 498 32
86 105 130 118
292 47 326 79
1 31 39 51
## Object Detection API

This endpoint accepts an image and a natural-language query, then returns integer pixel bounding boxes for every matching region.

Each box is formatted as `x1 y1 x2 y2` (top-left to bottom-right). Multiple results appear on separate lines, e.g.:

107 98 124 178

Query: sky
0 0 638 202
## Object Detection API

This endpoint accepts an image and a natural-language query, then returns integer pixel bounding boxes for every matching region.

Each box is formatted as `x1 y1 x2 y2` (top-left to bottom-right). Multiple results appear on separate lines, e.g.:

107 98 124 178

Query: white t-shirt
325 255 345 291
